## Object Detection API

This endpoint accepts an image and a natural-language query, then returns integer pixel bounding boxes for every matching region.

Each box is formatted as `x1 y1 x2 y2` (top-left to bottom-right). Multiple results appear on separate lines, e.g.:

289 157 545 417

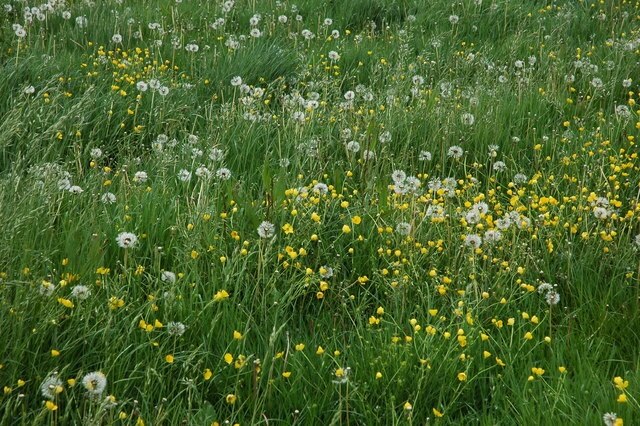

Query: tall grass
1 0 640 424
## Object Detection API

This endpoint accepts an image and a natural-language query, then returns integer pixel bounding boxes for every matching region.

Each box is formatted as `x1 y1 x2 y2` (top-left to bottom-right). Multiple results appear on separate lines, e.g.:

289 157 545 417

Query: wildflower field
2 0 640 424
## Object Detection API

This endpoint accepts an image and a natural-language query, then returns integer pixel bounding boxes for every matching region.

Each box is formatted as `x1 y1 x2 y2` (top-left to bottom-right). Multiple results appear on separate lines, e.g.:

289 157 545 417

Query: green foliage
1 0 640 425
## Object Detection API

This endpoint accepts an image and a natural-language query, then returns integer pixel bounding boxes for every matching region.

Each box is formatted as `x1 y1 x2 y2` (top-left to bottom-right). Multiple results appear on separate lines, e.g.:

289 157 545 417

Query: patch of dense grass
1 0 640 425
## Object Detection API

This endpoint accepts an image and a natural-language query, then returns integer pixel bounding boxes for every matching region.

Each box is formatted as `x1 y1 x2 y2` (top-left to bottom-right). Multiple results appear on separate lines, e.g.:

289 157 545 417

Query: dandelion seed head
419 151 432 161
464 234 482 249
546 291 560 306
447 145 464 159
177 169 192 182
40 373 62 400
603 413 618 426
167 321 186 336
116 232 138 249
257 221 276 239
71 285 91 300
101 192 116 204
82 371 107 396
216 168 231 180
161 271 176 284
395 222 412 236
133 171 148 183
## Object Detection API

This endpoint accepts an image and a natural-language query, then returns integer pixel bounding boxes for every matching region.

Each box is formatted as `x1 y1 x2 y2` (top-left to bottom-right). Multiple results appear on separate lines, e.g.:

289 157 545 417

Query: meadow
0 0 639 424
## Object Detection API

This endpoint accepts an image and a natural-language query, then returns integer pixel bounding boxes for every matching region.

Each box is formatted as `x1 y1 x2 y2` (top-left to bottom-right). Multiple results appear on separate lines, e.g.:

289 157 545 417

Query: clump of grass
1 0 640 424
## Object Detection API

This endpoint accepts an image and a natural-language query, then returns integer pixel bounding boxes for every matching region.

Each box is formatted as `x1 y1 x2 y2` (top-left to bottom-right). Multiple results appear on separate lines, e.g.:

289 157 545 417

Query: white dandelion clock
257 221 276 239
102 394 118 409
312 183 329 195
68 185 84 194
101 192 116 204
484 230 503 245
185 43 199 52
346 141 360 153
71 285 91 300
75 16 88 28
395 222 412 236
292 111 306 122
593 207 610 220
473 202 489 215
133 171 148 183
405 176 421 193
40 373 63 400
513 173 528 185
161 271 176 284
39 281 56 296
464 234 482 249
461 113 475 126
378 131 392 144
279 158 290 167
332 367 351 385
418 151 432 161
362 150 376 161
209 148 225 161
465 209 481 224
447 145 464 159
82 371 107 396
603 413 618 426
58 178 71 191
391 170 406 184
319 266 334 279
195 166 211 179
167 321 186 337
546 291 560 306
495 217 511 230
492 161 507 172
615 105 631 119
591 77 603 89
116 232 138 249
216 168 232 180
537 283 553 295
177 169 192 182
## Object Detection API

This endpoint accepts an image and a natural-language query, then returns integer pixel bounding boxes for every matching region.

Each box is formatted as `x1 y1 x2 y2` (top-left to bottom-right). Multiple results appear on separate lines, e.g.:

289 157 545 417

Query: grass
1 0 640 425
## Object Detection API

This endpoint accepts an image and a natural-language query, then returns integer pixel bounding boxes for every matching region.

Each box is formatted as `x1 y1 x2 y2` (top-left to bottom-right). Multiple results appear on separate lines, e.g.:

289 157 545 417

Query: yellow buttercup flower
282 223 294 234
203 369 213 380
213 290 229 302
